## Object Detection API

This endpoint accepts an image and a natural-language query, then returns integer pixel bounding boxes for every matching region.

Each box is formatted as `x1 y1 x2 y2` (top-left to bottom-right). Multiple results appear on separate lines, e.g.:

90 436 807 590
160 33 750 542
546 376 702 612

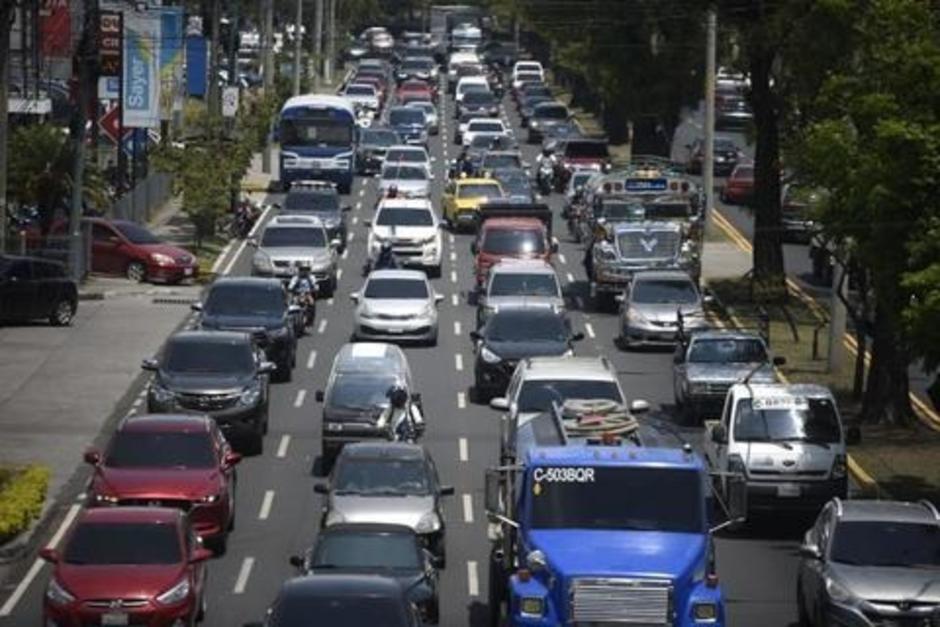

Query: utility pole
70 0 95 281
828 258 848 372
0 2 15 254
207 0 221 115
292 0 302 95
703 7 717 223
313 0 323 91
261 0 274 173
324 0 334 86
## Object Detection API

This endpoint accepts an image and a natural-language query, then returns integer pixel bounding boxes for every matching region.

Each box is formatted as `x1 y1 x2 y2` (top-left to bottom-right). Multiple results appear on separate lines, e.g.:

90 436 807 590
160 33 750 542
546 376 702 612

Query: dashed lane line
318 319 328 334
258 490 275 520
566 272 575 283
451 293 459 307
348 231 356 242
293 390 306 408
306 350 317 370
337 268 343 280
467 561 480 597
462 494 474 523
457 391 467 409
455 354 464 371
221 204 274 276
450 270 458 284
233 557 255 594
558 253 567 264
585 323 596 339
276 435 291 458
459 437 469 461
454 321 462 336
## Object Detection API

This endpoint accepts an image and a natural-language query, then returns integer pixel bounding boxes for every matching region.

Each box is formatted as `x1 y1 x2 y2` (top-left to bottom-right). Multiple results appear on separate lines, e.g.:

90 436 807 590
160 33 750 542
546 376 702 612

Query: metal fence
7 225 92 279
111 172 174 223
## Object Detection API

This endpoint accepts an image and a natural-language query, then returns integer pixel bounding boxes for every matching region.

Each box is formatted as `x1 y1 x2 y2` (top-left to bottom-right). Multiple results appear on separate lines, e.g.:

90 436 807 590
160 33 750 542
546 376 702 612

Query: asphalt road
0 81 808 627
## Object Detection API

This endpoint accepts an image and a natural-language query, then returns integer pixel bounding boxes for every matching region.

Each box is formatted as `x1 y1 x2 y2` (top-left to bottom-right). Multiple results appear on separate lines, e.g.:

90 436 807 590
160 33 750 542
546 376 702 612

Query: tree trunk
861 295 913 425
747 44 786 301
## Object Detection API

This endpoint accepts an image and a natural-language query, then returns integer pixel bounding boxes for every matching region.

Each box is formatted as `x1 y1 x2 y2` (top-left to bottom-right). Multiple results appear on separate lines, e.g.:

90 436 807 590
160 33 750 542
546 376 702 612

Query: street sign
99 11 122 77
222 86 239 117
98 76 119 100
99 105 130 144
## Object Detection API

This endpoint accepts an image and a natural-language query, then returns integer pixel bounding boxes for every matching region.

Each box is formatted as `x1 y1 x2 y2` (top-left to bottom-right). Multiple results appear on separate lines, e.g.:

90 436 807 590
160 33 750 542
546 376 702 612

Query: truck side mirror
711 424 727 444
484 468 503 515
470 241 478 255
727 473 748 522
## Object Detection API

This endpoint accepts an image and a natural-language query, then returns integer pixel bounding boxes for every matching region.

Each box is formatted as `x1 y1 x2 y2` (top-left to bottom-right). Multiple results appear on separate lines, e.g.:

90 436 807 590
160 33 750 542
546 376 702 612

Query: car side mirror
224 451 243 467
191 547 213 563
846 425 861 445
342 205 352 212
469 330 483 343
313 483 329 494
289 555 305 569
614 293 626 303
711 424 728 444
350 292 360 303
489 397 509 411
570 332 585 342
703 293 715 305
470 242 478 255
799 540 821 560
246 237 259 247
330 239 342 250
141 358 159 371
434 293 444 303
630 399 650 414
83 449 102 465
190 302 203 312
259 361 277 374
315 390 325 402
39 548 60 563
772 356 786 366
439 485 455 496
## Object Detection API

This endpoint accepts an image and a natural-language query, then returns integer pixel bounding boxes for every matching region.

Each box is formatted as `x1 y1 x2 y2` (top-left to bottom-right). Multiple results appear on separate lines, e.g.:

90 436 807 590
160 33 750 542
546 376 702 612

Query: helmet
298 262 311 272
387 384 408 408
380 242 393 253
387 184 398 198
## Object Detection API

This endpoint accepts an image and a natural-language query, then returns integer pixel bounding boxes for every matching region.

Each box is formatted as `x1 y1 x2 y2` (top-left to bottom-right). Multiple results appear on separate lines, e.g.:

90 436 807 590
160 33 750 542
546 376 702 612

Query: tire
208 532 227 556
196 585 207 622
426 331 438 347
277 358 292 383
339 182 352 195
487 547 508 627
49 299 76 326
126 261 147 283
427 264 442 279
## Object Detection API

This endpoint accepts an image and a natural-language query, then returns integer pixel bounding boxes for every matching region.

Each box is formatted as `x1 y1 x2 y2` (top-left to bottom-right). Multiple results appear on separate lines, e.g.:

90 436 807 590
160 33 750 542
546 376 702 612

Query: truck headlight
692 602 718 621
519 597 544 617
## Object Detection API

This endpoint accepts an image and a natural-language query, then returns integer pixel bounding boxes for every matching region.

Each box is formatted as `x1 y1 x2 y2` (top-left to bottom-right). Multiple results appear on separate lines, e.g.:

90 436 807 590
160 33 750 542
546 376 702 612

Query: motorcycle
287 280 317 334
363 246 400 276
231 200 260 239
382 387 425 443
537 160 555 196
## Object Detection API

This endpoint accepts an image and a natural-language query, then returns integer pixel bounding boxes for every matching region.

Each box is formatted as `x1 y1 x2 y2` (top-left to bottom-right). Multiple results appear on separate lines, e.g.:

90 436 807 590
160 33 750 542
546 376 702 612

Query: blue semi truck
485 402 746 626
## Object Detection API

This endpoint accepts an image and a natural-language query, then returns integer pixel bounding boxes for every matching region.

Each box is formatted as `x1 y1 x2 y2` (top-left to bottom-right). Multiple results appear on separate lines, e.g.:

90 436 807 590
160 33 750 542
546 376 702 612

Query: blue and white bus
277 94 356 193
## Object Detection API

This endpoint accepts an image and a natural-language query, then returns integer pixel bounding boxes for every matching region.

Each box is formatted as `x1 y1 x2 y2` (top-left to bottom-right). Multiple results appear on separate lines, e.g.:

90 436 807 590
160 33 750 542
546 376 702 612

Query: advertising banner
99 10 122 78
159 6 184 119
39 0 71 58
122 9 161 128
185 35 208 97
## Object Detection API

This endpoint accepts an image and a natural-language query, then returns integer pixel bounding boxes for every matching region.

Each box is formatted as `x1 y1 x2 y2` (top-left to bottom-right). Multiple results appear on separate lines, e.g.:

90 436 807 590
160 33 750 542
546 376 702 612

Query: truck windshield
483 229 545 255
688 339 767 363
517 380 622 413
528 466 704 532
732 397 841 443
280 119 352 147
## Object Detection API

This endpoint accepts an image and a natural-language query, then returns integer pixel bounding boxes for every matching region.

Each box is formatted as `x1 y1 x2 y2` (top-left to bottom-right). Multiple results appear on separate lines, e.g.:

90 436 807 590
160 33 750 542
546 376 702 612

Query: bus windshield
280 118 353 147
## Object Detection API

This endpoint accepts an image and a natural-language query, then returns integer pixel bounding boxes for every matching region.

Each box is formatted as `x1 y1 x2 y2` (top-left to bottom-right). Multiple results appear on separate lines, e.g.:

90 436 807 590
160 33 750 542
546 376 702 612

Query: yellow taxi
441 177 504 230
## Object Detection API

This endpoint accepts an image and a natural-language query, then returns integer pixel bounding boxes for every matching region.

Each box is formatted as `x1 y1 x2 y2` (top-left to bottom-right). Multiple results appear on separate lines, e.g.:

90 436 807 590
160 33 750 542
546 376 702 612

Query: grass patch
193 233 230 280
850 425 940 501
0 465 50 544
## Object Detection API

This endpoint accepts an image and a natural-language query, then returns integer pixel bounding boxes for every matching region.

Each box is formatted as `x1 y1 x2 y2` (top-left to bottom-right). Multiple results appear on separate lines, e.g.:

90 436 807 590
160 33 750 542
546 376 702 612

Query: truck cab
471 204 557 288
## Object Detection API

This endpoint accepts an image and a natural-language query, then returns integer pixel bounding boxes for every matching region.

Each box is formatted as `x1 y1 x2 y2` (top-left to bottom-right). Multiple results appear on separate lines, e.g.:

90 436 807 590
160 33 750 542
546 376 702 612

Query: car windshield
487 313 567 343
382 165 427 181
364 278 428 299
346 85 375 96
106 432 216 469
113 222 161 244
284 192 339 212
570 173 593 189
529 466 704 532
482 229 545 255
376 208 434 226
361 130 400 147
517 72 542 83
334 458 431 495
385 149 426 164
328 374 398 410
460 83 489 95
489 273 559 297
463 91 496 106
469 134 501 149
469 121 503 133
688 339 768 364
517 379 623 413
164 340 255 373
408 103 434 115
458 183 502 199
313 532 421 570
536 105 568 120
524 86 551 97
565 141 609 159
830 521 940 568
204 284 284 317
261 226 327 248
389 109 425 125
732 397 841 443
632 279 699 305
482 154 522 169
64 522 181 565
272 596 407 627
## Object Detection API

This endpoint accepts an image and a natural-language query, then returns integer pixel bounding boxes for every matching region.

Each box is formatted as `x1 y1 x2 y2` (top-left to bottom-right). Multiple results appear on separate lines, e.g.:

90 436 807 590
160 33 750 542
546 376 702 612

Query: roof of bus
281 94 356 116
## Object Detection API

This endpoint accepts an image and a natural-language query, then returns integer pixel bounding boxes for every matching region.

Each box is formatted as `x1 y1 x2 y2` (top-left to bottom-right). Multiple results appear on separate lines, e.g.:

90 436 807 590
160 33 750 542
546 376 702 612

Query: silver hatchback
618 270 709 348
351 269 442 345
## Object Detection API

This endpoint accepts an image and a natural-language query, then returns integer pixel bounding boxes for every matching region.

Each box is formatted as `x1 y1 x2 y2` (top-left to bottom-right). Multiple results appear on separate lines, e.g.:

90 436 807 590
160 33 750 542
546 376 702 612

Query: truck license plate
777 484 801 498
101 613 129 626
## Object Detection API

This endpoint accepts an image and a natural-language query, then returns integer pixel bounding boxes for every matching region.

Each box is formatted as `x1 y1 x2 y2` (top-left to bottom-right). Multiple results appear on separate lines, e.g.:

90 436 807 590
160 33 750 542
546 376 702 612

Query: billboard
159 6 184 119
122 9 160 128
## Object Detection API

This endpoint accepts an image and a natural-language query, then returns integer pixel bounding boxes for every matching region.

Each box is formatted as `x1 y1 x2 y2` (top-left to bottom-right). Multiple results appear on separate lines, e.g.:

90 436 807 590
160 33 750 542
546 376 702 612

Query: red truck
471 204 557 289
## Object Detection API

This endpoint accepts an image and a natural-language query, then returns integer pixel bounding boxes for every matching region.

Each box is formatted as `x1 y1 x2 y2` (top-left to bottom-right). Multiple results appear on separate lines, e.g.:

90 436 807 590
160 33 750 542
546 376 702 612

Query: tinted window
272 595 407 627
632 279 699 305
205 284 285 317
517 379 623 413
688 339 767 364
389 109 425 125
2 259 32 280
401 59 433 71
600 202 645 221
329 374 398 411
313 532 421 570
458 183 502 199
830 521 940 567
382 165 427 181
164 339 255 373
364 278 428 299
462 91 496 106
376 208 434 227
732 397 841 443
565 141 609 159
469 134 501 149
643 202 692 220
360 130 400 147
261 226 327 247
334 458 431 495
284 192 339 212
529 467 704 533
468 121 503 133
64 522 181 565
113 222 161 244
482 229 545 255
345 85 375 95
107 432 216 468
489 273 559 297
482 154 522 170
486 313 567 343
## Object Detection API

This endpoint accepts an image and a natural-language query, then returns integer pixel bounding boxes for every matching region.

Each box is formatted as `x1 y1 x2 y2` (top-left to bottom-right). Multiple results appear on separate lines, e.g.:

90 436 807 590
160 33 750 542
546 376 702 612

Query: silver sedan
378 163 431 198
351 269 442 345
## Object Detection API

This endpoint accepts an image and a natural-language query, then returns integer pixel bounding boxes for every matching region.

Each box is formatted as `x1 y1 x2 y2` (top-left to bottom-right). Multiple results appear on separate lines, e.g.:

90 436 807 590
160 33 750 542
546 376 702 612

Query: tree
793 0 940 424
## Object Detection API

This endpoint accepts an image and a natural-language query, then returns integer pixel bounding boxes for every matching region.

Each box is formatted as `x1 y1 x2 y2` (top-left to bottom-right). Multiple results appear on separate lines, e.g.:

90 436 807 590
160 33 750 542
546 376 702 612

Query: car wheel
339 182 352 194
49 299 76 326
427 331 438 347
277 359 292 383
428 264 442 279
208 532 227 556
126 261 147 283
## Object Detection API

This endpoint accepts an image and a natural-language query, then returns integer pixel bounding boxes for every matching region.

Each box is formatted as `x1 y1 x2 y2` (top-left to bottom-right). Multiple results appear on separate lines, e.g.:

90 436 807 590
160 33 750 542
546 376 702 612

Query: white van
512 60 544 83
455 76 490 104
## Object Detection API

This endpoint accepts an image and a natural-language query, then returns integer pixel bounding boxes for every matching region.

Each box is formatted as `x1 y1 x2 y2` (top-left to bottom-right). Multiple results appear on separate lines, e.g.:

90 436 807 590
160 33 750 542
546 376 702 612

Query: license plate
184 267 193 276
386 328 405 334
777 484 801 498
101 613 128 626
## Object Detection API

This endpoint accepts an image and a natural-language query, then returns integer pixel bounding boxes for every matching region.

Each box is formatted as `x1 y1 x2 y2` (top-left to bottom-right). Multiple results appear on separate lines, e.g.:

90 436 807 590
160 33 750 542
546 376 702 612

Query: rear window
382 165 427 181
535 105 568 119
389 109 425 125
284 191 339 212
458 183 502 199
345 85 375 96
565 141 609 159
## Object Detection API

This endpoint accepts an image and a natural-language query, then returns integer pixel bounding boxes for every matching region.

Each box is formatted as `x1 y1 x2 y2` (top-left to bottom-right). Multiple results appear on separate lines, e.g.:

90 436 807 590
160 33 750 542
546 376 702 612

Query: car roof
319 523 419 538
335 342 407 373
688 329 765 342
482 217 544 229
836 500 940 525
730 382 834 399
367 269 428 281
385 144 427 154
377 198 433 210
268 215 327 228
520 356 616 381
526 445 703 470
491 259 555 274
457 177 499 186
78 506 183 525
167 330 251 344
211 277 283 290
118 413 213 434
341 441 427 461
279 574 407 599
631 270 696 282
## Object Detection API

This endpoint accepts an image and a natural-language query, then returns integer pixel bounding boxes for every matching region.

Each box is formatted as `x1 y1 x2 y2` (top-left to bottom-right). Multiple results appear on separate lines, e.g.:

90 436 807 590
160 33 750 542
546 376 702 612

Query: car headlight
692 602 718 621
199 492 221 504
415 511 441 534
626 308 648 323
94 493 120 505
826 577 855 605
480 345 502 364
240 383 262 406
253 252 274 272
150 382 175 404
151 252 174 266
358 307 376 319
155 577 191 606
519 597 544 617
46 578 75 606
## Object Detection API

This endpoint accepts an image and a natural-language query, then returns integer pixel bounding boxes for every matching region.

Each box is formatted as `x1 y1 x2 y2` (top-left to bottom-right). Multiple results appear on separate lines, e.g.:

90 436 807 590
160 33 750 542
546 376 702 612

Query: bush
0 465 51 543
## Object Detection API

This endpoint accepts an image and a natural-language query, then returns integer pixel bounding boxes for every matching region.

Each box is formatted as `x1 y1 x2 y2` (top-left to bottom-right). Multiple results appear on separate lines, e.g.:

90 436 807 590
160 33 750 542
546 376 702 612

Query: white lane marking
462 494 474 523
348 231 356 242
450 270 457 283
337 268 344 280
233 557 255 594
210 239 235 274
307 350 317 370
341 248 349 260
566 272 575 283
352 215 359 225
467 561 480 597
355 201 362 210
451 293 459 306
448 234 455 245
294 389 306 408
258 490 275 520
457 391 467 408
459 437 468 461
318 319 328 334
585 322 596 339
455 354 464 371
358 188 365 197
450 251 457 262
222 204 273 275
558 253 567 264
454 321 462 336
276 434 291 458
132 398 142 408
327 298 334 306
1 504 82 616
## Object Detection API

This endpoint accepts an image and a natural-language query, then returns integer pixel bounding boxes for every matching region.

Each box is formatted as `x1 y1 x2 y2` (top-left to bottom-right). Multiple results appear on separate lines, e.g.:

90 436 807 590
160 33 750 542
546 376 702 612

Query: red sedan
720 163 755 205
398 79 435 104
85 218 198 283
41 507 211 627
85 414 240 552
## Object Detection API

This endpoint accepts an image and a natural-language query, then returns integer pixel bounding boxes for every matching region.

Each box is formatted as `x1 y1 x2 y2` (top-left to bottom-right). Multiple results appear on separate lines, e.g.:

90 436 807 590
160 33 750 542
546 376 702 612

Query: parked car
720 163 755 205
351 269 442 344
84 218 198 283
0 254 77 326
143 330 274 453
84 413 241 551
41 507 211 627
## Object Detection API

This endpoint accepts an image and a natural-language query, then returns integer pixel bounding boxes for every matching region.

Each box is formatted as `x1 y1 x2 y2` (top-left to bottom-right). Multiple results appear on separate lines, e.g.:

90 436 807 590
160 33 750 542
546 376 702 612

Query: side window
91 224 114 242
33 262 64 280
6 260 32 281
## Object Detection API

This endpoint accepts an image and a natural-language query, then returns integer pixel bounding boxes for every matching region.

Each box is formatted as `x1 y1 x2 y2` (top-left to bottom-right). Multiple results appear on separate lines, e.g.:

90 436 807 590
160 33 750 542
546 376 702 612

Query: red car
41 507 211 627
472 205 556 288
398 79 435 104
84 414 240 552
85 218 198 283
720 163 754 205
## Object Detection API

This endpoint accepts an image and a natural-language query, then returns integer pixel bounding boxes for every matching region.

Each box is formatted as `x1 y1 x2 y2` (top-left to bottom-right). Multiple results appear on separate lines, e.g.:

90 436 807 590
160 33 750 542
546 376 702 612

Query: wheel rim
54 301 73 324
127 262 145 281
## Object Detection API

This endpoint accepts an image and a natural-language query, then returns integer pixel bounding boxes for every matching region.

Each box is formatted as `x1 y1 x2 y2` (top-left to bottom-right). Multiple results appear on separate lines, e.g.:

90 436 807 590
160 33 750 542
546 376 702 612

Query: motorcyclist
386 384 424 441
374 242 399 270
386 184 399 199
537 147 555 193
287 263 317 314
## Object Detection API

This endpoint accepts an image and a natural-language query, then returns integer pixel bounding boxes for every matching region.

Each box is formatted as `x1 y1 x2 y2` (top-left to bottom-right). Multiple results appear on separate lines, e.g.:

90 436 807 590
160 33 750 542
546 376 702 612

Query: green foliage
0 465 51 543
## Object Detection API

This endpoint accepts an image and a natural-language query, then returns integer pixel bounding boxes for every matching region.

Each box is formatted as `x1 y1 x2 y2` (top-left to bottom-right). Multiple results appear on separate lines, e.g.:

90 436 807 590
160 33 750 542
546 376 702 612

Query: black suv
143 330 275 454
0 255 77 326
194 277 298 382
281 182 350 251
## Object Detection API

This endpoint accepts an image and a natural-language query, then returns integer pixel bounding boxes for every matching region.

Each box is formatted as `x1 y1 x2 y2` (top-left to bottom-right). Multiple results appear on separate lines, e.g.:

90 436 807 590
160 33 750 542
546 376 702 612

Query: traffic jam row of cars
31 12 940 627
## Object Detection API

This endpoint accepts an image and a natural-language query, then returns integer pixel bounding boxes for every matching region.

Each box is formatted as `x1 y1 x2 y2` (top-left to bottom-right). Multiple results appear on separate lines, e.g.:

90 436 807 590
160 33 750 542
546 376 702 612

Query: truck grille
617 231 680 260
570 578 672 625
